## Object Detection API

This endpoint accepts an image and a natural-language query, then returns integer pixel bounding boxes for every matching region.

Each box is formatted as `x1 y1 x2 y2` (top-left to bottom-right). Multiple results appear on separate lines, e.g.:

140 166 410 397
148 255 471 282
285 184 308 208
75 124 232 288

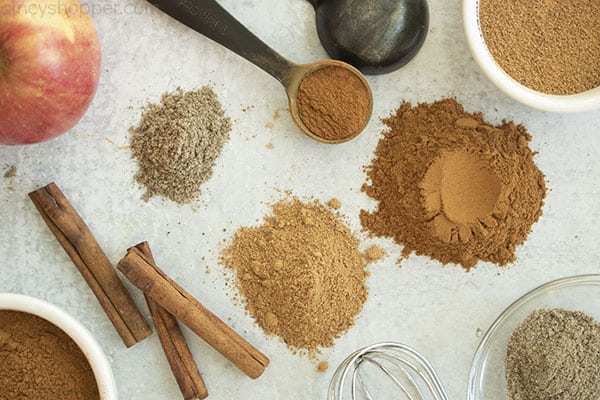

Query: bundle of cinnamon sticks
29 183 269 400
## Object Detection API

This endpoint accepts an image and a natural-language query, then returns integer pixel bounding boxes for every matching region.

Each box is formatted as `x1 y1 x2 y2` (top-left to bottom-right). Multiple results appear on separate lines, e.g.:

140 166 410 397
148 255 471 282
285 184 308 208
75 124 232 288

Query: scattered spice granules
296 66 371 141
326 198 342 209
317 360 329 373
505 308 600 400
3 165 16 179
479 0 600 95
363 245 385 262
220 198 372 356
130 87 231 204
361 99 546 269
0 311 100 400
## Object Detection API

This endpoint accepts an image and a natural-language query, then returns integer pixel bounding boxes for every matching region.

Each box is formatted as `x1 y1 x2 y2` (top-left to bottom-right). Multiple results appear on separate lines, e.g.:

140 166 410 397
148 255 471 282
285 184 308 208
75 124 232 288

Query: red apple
0 0 101 145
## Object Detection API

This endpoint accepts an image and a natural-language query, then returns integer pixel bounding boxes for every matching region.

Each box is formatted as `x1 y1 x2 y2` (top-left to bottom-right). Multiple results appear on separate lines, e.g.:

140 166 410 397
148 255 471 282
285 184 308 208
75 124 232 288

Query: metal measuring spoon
308 0 429 75
149 0 373 144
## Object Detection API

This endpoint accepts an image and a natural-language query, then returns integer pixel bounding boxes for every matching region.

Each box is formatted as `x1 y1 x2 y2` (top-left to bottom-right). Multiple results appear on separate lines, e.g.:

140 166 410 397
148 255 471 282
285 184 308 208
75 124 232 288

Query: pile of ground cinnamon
0 311 99 400
221 198 372 356
361 99 546 269
296 66 371 141
479 0 600 95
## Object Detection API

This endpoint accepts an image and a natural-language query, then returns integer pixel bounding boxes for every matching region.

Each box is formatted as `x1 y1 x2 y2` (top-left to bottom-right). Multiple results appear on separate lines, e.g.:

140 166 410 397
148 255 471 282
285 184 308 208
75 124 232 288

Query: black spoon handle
149 0 295 83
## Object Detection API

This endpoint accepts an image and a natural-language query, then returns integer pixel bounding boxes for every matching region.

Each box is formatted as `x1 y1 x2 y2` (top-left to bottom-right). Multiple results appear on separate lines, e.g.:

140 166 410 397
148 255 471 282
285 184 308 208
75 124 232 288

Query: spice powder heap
0 311 100 400
221 198 372 356
130 87 231 204
479 0 600 95
361 99 546 269
296 66 371 141
505 308 600 400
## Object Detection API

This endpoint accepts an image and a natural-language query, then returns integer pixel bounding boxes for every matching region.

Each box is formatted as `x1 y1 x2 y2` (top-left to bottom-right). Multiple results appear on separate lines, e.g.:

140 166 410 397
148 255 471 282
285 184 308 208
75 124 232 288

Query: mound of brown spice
221 198 372 356
361 99 546 269
130 87 231 204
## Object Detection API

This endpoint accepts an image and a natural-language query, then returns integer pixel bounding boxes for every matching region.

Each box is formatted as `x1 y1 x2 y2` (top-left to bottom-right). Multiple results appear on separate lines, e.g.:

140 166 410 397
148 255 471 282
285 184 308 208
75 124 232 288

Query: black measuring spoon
308 0 429 75
148 0 373 144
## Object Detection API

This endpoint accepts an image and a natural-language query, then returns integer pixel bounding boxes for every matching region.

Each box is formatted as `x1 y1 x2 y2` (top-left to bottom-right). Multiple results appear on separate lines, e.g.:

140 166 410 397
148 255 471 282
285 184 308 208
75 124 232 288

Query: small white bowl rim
467 274 600 399
463 0 600 113
0 293 118 400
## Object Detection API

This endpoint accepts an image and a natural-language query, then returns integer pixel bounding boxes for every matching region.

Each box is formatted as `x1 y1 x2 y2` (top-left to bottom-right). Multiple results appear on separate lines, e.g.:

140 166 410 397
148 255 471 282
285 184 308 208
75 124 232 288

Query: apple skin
0 0 101 145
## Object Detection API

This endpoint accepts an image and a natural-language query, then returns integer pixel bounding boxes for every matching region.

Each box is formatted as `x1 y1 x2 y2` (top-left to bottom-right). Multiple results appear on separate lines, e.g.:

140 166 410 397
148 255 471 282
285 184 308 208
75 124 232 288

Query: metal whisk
328 342 450 400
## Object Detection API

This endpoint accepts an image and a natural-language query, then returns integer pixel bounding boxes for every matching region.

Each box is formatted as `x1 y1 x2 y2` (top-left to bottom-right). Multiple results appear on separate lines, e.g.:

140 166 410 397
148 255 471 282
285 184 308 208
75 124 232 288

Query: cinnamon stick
133 242 208 400
29 183 152 347
117 247 269 379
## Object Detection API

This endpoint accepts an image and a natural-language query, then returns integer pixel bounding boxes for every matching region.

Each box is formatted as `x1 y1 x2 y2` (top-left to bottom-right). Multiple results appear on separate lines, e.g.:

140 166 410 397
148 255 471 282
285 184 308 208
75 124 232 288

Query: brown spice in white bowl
479 0 600 95
0 310 100 400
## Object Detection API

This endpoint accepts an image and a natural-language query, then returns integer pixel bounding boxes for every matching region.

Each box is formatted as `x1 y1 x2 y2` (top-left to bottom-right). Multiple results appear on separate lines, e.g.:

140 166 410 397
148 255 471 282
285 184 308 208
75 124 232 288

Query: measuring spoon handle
150 0 295 83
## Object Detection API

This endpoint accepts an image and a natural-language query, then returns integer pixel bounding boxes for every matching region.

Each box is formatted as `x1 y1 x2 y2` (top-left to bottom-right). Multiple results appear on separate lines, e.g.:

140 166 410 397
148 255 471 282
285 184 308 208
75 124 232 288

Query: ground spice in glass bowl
0 294 116 400
468 275 600 400
505 308 600 400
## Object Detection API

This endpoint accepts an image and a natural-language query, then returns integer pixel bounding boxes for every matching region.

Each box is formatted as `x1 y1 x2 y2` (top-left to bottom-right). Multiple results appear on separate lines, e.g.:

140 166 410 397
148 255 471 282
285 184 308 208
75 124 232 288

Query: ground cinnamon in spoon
0 311 100 400
296 66 371 141
361 99 546 269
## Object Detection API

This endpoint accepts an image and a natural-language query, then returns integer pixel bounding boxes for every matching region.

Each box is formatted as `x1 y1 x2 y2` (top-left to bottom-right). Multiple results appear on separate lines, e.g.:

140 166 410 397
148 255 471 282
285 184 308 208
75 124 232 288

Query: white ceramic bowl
463 0 600 113
467 274 600 399
0 293 118 400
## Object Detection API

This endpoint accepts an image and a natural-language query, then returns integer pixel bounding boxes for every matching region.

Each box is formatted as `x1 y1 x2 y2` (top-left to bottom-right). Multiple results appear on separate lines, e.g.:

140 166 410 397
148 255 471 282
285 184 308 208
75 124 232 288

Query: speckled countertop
1 1 599 399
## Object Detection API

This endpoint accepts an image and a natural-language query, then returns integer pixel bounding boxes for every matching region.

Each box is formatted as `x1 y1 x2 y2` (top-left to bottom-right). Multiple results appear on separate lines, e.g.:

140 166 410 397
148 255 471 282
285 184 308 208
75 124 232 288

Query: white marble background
1 0 599 399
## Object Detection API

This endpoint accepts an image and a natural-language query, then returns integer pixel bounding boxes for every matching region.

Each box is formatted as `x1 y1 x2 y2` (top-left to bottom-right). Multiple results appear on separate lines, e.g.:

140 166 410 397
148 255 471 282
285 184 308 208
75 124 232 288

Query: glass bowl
467 274 600 400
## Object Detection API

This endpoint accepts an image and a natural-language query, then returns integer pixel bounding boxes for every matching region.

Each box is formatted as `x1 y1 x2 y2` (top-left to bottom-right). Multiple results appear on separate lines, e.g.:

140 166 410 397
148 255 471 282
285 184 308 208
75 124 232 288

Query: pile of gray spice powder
130 87 231 204
505 308 600 400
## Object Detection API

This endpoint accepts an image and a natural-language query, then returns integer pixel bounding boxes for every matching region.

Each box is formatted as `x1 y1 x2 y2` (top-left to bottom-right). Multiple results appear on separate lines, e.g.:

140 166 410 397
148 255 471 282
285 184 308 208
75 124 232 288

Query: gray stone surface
1 0 599 399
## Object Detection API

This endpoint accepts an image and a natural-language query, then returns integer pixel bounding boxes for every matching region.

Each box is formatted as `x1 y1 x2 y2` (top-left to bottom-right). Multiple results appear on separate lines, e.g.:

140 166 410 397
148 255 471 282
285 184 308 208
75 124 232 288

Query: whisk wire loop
363 356 423 400
328 342 450 400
